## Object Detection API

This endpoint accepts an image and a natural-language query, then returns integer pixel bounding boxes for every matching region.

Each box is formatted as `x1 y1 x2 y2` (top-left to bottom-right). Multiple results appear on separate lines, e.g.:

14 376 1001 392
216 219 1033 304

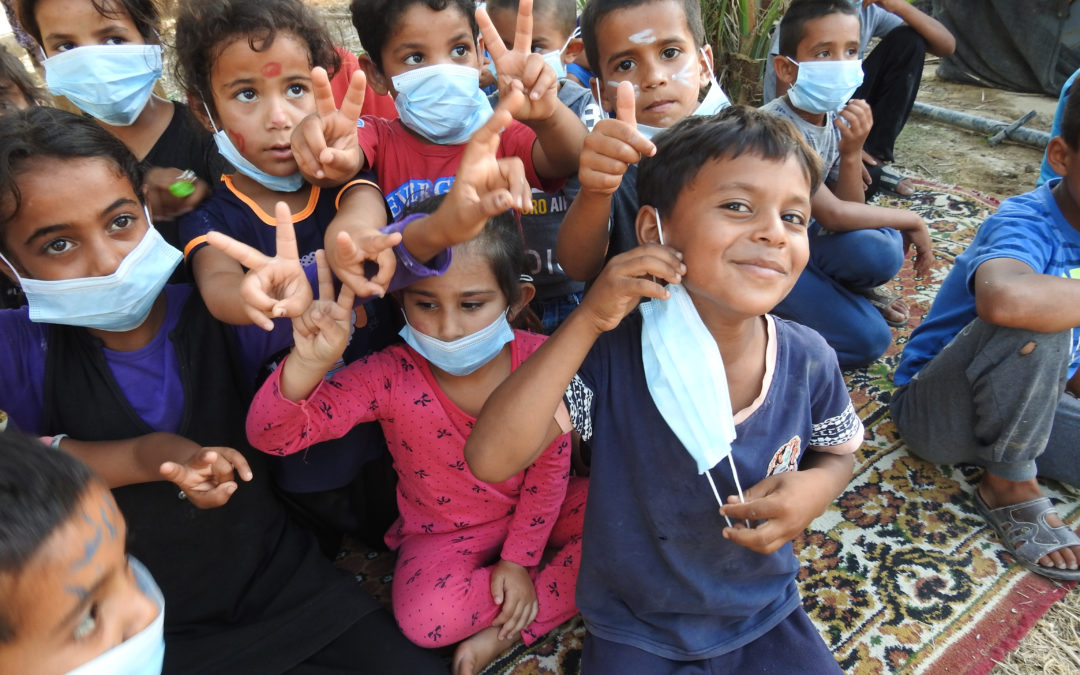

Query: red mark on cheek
229 131 246 152
261 62 282 77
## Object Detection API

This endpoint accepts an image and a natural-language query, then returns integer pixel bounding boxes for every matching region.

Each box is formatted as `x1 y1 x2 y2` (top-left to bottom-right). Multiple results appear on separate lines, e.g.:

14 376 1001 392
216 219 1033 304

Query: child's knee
836 321 892 369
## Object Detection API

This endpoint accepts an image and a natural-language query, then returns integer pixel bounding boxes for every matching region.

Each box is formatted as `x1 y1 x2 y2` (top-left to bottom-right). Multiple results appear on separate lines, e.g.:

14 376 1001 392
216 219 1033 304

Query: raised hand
477 0 558 121
159 446 253 509
578 81 656 196
578 243 684 333
835 99 873 159
327 227 402 299
207 202 313 331
291 250 356 369
291 66 366 183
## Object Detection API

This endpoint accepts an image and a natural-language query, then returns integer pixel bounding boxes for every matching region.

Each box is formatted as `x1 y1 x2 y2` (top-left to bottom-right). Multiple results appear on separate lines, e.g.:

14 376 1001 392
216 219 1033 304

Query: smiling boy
467 108 860 672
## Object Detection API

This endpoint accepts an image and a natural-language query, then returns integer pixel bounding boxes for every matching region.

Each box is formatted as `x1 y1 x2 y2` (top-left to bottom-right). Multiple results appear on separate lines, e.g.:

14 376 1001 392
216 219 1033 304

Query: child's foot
976 474 1080 578
858 286 910 328
452 625 520 675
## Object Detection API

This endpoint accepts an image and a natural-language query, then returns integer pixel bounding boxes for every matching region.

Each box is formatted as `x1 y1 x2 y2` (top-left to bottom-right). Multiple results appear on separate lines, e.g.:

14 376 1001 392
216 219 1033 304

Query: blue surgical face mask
0 209 181 331
399 309 514 376
639 209 748 525
541 29 579 80
202 103 304 192
44 45 162 126
66 557 165 675
784 57 864 114
392 63 493 145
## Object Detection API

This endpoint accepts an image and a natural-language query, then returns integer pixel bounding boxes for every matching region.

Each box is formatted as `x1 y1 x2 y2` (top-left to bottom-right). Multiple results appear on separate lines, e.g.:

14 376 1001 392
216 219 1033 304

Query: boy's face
1047 136 1080 230
33 0 148 56
774 12 860 87
1 157 148 283
488 6 568 55
639 153 812 319
207 32 315 176
592 0 710 128
0 486 158 675
376 4 480 94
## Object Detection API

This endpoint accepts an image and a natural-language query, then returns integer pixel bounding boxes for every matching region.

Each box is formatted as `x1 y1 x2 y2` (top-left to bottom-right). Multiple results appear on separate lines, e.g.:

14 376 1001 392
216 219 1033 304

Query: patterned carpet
336 180 1079 673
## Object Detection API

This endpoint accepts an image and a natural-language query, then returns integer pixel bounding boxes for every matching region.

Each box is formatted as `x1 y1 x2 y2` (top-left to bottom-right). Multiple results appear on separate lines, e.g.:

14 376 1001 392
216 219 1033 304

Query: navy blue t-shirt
564 313 861 659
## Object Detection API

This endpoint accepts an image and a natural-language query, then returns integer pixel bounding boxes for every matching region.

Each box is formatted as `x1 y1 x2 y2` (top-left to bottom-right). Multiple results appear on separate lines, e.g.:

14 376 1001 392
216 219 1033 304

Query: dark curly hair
349 0 478 74
580 0 704 81
16 0 161 47
173 0 340 118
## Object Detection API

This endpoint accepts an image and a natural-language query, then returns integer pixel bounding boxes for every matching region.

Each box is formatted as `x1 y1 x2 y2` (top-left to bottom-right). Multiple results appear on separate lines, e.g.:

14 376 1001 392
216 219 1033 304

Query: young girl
245 198 588 675
17 0 221 232
0 106 448 674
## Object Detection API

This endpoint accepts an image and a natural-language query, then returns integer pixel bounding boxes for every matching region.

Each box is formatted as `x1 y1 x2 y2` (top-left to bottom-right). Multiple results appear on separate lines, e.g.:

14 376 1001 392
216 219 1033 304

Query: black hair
487 0 578 39
173 0 340 118
0 432 96 643
403 194 525 308
777 0 859 59
580 0 704 80
1061 81 1080 151
0 107 144 256
16 0 161 46
350 0 479 74
637 105 823 218
0 46 48 110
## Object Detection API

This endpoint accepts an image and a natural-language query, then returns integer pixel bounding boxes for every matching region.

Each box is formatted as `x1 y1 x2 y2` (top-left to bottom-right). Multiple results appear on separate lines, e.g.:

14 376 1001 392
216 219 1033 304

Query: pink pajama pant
391 477 587 647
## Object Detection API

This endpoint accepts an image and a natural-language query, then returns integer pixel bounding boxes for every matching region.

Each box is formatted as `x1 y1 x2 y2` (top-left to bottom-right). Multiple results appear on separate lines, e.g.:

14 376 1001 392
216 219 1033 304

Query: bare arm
190 247 257 325
556 190 617 281
974 257 1080 332
872 0 955 57
527 103 587 179
832 100 873 203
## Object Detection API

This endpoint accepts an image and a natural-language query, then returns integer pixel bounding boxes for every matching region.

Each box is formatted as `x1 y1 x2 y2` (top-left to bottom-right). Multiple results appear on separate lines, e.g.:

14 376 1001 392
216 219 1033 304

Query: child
763 0 954 182
555 0 730 283
466 108 862 672
0 106 449 673
17 0 221 230
890 86 1080 581
0 432 164 675
294 0 585 221
244 199 587 675
762 0 932 368
487 0 602 331
0 45 47 112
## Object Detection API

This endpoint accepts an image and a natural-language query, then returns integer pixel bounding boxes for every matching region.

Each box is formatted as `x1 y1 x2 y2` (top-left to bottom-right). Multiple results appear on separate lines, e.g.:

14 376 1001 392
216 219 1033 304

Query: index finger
207 231 272 270
512 0 534 55
338 69 367 123
463 103 514 163
311 66 337 118
273 202 300 261
337 279 356 312
315 249 334 301
209 446 253 481
718 496 781 522
476 6 509 61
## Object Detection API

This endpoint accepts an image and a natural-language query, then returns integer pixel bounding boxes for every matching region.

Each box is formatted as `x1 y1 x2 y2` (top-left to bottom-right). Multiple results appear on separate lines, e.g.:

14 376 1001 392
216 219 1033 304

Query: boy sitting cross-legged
466 107 862 673
890 86 1080 582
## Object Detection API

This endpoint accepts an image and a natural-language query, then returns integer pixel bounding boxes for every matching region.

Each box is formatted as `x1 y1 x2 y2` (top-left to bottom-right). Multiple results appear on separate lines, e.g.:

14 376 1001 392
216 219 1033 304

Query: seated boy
555 0 730 283
466 107 862 672
296 0 585 221
762 0 932 368
488 0 603 331
763 0 954 175
0 432 163 675
889 86 1080 582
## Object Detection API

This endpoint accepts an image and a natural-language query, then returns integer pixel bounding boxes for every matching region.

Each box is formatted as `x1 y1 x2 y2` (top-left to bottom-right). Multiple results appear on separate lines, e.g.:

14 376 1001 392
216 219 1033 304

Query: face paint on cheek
261 62 282 77
229 131 246 153
629 29 655 44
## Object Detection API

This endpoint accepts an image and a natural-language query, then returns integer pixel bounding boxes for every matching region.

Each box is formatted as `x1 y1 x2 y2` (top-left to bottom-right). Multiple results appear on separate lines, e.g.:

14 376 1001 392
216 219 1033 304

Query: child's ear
189 96 214 132
508 280 537 321
359 54 390 97
774 54 798 86
635 205 662 246
697 44 714 87
562 37 585 65
1046 136 1073 177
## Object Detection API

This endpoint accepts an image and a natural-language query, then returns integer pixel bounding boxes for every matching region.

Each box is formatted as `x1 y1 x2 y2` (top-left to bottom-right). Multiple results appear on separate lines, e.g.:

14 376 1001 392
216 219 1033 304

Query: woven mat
336 180 1079 673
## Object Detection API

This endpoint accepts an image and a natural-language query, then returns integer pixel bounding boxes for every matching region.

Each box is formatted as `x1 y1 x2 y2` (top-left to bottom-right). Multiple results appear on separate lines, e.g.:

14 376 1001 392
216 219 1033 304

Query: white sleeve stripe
810 401 861 449
564 374 594 441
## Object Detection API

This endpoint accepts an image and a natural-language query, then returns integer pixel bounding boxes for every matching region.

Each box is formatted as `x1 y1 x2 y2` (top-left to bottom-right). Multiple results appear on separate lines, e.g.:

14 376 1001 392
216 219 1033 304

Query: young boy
0 432 163 675
762 0 932 368
487 0 602 331
554 0 729 283
466 108 861 672
763 0 954 176
295 0 585 221
890 87 1080 582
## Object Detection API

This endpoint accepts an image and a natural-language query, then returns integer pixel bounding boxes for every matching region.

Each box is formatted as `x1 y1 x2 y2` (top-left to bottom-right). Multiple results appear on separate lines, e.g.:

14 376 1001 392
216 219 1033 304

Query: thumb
491 577 505 604
159 461 187 486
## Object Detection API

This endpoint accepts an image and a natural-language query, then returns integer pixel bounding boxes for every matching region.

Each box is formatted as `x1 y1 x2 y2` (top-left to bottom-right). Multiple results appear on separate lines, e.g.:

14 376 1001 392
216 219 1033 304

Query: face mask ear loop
654 207 665 246
0 250 24 285
201 100 221 134
727 454 751 527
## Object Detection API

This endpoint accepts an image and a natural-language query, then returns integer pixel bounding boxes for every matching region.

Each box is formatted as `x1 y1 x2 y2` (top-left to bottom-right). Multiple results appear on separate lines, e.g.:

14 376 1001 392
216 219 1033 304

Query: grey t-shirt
762 96 841 175
762 5 905 102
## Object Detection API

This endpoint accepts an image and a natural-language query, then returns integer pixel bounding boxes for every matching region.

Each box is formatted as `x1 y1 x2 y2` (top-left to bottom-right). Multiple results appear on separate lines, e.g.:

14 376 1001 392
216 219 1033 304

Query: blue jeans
532 291 583 334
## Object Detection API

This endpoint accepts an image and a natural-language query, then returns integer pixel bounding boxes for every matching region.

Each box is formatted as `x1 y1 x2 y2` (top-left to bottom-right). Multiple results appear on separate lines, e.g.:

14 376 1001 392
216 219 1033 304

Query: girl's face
207 32 315 177
1 157 147 282
399 246 511 342
0 486 158 675
34 0 147 56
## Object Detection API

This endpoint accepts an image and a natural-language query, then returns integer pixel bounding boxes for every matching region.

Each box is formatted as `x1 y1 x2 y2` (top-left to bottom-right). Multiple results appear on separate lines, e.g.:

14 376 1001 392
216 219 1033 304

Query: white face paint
629 29 656 44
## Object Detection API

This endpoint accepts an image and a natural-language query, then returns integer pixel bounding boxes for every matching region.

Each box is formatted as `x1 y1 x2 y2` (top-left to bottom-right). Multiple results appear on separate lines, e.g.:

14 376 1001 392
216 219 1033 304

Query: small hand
718 471 832 555
901 215 933 277
579 243 684 333
477 0 558 121
159 447 253 509
835 99 873 158
291 66 366 182
291 250 356 366
326 227 402 299
490 559 538 640
143 166 210 221
578 82 655 196
207 202 313 330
